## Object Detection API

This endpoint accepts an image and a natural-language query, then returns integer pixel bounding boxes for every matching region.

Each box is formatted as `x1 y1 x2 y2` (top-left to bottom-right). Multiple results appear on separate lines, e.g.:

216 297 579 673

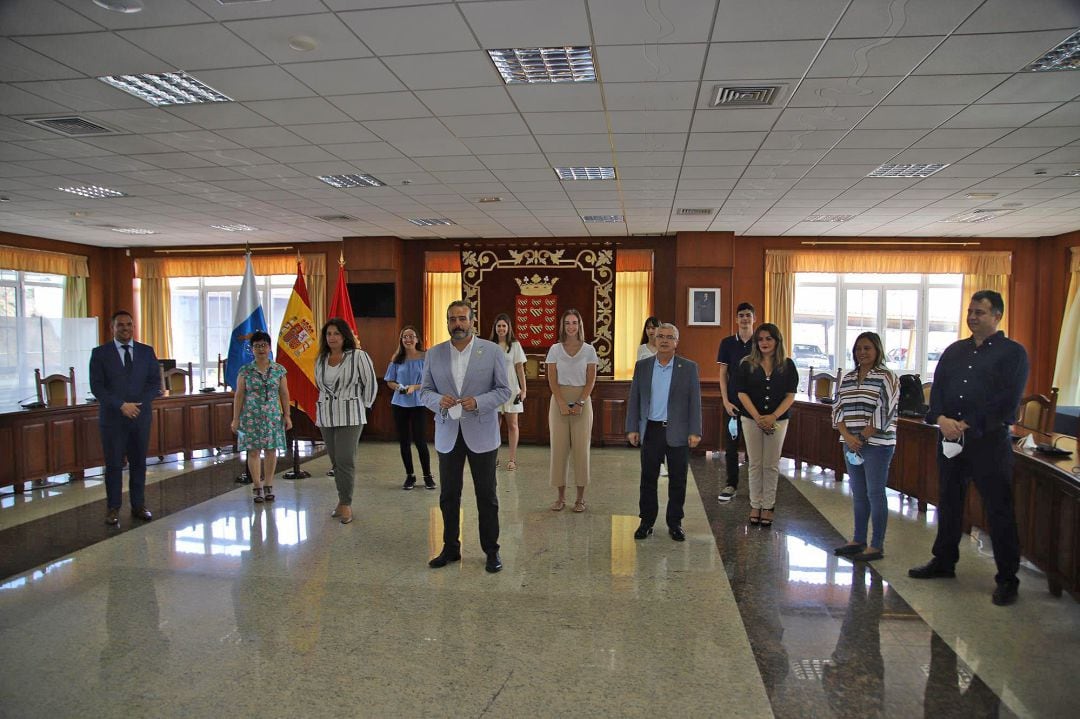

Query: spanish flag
276 260 319 421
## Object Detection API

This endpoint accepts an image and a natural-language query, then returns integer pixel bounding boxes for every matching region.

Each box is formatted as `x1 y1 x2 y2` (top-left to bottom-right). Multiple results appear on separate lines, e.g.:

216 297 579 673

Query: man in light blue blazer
626 323 702 542
421 300 512 572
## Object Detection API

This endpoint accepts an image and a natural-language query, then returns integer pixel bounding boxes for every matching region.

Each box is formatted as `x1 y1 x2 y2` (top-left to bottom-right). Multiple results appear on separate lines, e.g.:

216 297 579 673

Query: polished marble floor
0 442 1077 718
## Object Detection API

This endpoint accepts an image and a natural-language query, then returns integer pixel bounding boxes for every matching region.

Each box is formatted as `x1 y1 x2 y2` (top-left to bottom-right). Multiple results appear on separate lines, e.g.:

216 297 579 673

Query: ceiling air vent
314 214 358 223
676 208 714 216
710 85 785 107
942 209 1013 224
25 116 118 137
804 214 855 222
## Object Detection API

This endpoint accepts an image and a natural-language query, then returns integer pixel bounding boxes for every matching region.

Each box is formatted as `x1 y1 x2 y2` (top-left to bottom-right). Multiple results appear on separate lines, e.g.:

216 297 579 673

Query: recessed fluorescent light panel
407 218 455 227
554 167 615 181
98 72 232 107
488 47 596 84
583 215 623 223
318 174 385 188
1063 169 1080 177
1024 29 1080 72
804 214 854 222
964 192 999 200
867 163 949 178
110 227 156 234
210 224 257 232
57 185 127 198
942 209 1013 224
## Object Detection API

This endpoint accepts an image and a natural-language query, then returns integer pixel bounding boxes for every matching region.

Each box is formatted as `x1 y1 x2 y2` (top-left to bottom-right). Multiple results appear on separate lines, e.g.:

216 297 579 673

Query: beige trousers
741 417 789 510
548 386 592 488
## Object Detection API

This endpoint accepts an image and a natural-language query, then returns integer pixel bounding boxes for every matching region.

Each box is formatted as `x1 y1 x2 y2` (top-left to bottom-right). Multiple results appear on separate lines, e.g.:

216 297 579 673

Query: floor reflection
692 456 1012 719
171 507 310 558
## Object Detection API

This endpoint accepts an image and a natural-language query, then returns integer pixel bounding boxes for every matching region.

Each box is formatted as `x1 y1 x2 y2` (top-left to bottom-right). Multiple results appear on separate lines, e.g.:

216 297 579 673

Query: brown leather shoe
131 506 152 521
105 508 119 526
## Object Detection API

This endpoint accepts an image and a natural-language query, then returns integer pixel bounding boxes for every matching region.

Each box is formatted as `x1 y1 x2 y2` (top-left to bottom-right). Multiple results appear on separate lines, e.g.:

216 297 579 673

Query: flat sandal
749 508 761 525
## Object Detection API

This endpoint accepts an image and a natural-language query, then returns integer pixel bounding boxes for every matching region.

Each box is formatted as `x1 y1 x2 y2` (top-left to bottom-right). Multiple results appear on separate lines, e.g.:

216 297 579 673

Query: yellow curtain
615 271 653 379
765 249 1013 348
139 277 173 359
303 254 326 333
0 245 88 276
62 276 87 318
425 272 462 349
1053 247 1080 406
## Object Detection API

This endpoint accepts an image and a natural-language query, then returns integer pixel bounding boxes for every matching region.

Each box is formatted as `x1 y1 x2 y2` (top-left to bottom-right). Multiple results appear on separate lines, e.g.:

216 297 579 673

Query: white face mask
845 449 864 466
942 436 964 459
447 403 463 420
728 417 739 439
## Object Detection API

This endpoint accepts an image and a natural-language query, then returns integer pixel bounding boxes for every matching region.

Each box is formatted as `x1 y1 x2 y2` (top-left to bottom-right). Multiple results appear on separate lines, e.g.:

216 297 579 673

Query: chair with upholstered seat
35 367 76 407
1017 387 1058 435
807 366 841 402
161 361 194 395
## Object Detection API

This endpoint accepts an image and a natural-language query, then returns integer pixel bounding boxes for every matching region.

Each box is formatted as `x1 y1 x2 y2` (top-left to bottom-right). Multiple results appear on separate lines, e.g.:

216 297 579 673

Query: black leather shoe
105 508 119 526
485 552 503 573
992 581 1019 606
428 548 462 568
633 522 653 540
131 506 152 521
669 525 686 542
908 559 955 579
834 543 866 556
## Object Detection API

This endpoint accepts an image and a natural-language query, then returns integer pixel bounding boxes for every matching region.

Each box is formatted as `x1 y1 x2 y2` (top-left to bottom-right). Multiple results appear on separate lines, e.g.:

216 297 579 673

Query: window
0 270 65 319
793 272 962 386
169 274 295 387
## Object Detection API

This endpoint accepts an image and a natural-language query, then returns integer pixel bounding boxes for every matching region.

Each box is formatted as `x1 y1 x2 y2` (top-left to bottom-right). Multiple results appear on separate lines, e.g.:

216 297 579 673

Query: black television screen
346 282 395 318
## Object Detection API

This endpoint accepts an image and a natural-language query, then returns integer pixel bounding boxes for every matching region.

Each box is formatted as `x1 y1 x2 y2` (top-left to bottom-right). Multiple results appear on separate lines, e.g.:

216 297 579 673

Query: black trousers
638 420 690 528
438 429 500 554
931 429 1020 586
102 416 151 510
391 405 431 477
723 410 744 488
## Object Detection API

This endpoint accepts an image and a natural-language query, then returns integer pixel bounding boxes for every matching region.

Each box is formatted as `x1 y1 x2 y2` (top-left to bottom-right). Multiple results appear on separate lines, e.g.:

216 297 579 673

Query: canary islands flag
277 260 319 421
225 253 267 390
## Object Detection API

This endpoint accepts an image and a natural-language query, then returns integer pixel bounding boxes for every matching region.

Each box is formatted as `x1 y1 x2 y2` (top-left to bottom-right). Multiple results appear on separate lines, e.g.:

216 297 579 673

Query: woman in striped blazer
315 318 378 525
831 331 899 562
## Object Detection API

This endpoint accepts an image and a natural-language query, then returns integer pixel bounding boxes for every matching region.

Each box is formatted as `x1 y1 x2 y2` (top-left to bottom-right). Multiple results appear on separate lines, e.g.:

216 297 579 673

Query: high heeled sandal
263 485 275 501
573 500 586 513
749 507 761 524
506 459 517 471
253 487 264 503
760 508 775 527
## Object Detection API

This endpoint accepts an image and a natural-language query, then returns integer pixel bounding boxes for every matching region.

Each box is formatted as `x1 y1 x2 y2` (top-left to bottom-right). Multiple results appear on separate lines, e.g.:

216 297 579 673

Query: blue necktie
122 344 132 371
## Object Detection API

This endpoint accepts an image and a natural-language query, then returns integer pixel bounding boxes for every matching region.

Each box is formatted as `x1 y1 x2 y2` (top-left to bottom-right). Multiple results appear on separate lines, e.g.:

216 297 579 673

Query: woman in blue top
384 325 434 490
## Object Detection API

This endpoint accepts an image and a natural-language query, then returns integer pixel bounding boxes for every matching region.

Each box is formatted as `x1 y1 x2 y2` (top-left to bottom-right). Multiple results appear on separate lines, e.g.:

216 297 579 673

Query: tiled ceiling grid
0 0 1078 247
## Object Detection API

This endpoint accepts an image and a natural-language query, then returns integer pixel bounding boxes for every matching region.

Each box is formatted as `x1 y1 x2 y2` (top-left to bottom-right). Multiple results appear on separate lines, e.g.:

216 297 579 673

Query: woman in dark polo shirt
736 323 799 526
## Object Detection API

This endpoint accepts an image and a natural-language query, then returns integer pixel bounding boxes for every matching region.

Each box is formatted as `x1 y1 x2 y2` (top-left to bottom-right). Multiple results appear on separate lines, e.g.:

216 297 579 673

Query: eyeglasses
655 334 677 341
251 342 270 349
401 334 417 340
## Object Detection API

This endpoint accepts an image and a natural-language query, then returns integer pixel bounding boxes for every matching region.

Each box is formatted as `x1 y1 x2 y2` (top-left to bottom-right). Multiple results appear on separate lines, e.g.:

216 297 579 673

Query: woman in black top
736 323 799 527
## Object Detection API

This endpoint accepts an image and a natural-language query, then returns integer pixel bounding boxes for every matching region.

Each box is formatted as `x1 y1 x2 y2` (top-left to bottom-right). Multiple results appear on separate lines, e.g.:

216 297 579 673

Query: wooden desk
1 391 236 491
788 400 1080 601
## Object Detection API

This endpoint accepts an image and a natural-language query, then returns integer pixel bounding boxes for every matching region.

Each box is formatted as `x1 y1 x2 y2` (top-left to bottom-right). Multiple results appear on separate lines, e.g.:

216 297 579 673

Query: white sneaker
717 485 736 502
659 463 668 477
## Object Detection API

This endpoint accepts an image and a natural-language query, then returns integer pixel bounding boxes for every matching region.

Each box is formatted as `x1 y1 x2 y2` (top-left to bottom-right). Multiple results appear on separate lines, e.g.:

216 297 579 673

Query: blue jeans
846 443 895 550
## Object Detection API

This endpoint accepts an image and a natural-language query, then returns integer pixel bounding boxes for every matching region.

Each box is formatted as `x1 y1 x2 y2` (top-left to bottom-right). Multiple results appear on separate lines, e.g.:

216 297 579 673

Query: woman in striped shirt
831 331 899 562
315 318 378 525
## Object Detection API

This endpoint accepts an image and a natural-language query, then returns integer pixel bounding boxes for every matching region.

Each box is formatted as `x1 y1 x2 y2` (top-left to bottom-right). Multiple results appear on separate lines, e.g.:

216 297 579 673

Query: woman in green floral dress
230 331 292 502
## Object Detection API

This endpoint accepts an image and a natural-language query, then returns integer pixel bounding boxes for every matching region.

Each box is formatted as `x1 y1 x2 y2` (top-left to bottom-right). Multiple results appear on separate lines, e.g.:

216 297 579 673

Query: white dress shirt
450 335 474 395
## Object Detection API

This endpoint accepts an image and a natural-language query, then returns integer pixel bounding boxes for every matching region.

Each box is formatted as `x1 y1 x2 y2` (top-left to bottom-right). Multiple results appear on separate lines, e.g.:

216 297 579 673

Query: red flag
275 261 319 421
327 261 357 336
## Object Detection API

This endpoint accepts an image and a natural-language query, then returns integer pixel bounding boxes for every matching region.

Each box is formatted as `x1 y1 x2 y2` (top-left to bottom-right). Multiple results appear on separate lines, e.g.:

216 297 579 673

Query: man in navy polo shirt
716 302 756 502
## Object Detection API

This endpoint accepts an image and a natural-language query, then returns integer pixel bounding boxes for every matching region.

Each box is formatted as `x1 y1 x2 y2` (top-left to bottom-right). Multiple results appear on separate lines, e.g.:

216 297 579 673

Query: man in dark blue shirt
909 290 1029 606
716 302 756 501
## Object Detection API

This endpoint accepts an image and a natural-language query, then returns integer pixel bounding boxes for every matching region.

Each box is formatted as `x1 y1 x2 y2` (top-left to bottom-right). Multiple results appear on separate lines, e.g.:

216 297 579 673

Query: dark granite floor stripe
0 450 322 581
690 457 1014 719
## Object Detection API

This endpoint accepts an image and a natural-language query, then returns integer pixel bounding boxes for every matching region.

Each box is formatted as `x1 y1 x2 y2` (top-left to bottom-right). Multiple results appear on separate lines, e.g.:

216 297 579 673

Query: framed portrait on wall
688 288 720 326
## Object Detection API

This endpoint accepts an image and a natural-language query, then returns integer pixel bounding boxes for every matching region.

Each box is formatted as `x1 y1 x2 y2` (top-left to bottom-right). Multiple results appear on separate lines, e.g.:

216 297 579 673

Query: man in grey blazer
626 323 702 541
421 300 512 572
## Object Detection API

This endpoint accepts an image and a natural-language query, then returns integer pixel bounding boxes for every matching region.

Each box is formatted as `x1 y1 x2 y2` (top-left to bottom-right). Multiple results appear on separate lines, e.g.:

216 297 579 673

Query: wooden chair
1016 387 1058 435
35 367 76 407
161 361 194 395
807 366 841 402
922 382 933 406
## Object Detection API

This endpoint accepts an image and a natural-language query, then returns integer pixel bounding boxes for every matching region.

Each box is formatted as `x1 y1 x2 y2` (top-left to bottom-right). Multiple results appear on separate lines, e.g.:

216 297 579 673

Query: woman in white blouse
637 316 660 361
545 308 598 512
315 318 377 525
490 313 527 471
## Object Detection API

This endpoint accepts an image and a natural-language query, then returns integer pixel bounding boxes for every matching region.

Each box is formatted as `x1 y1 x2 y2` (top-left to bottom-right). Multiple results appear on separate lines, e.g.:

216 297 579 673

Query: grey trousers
322 423 364 505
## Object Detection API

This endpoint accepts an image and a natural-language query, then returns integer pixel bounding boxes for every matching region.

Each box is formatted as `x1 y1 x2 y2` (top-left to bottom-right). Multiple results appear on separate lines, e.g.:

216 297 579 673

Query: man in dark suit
89 310 161 526
626 322 702 541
